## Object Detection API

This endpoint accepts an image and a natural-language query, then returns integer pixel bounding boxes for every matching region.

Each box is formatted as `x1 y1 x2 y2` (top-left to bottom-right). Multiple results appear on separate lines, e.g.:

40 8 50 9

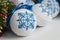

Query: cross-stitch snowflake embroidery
39 0 59 16
17 11 36 31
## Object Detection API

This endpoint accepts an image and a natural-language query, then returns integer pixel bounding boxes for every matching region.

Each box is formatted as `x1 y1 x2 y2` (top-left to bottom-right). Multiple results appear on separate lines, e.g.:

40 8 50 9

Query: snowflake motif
39 0 59 16
17 11 36 31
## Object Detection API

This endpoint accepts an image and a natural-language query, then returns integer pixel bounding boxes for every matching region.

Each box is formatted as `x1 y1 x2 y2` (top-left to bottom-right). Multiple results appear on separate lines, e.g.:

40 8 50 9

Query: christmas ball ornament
10 9 37 36
10 0 35 6
32 4 52 26
42 0 60 18
32 0 60 26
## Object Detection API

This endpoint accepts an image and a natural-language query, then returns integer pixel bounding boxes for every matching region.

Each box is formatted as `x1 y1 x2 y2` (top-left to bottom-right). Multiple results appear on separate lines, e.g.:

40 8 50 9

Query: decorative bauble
10 3 37 36
42 0 60 18
32 4 52 26
10 9 37 36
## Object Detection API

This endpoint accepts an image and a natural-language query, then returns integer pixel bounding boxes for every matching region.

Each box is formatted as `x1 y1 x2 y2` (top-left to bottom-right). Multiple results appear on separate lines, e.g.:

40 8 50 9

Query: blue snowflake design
39 0 59 16
17 11 36 31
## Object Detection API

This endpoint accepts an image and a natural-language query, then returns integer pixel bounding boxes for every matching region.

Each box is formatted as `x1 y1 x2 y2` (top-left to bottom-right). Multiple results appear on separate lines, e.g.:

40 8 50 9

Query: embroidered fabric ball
42 0 60 18
10 9 37 36
32 0 59 26
32 4 52 26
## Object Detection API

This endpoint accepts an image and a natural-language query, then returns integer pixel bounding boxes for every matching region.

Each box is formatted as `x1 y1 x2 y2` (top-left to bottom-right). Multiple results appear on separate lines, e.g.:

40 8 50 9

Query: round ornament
32 4 52 26
42 0 60 18
10 9 37 36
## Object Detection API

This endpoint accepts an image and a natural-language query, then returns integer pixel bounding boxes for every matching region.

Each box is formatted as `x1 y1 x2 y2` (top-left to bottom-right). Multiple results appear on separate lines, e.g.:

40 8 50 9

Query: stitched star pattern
17 11 36 30
39 0 59 16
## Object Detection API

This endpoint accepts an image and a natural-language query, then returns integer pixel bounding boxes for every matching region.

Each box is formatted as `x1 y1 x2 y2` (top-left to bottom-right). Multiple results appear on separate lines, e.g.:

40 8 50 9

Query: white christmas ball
10 9 37 36
32 4 52 26
42 0 60 18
